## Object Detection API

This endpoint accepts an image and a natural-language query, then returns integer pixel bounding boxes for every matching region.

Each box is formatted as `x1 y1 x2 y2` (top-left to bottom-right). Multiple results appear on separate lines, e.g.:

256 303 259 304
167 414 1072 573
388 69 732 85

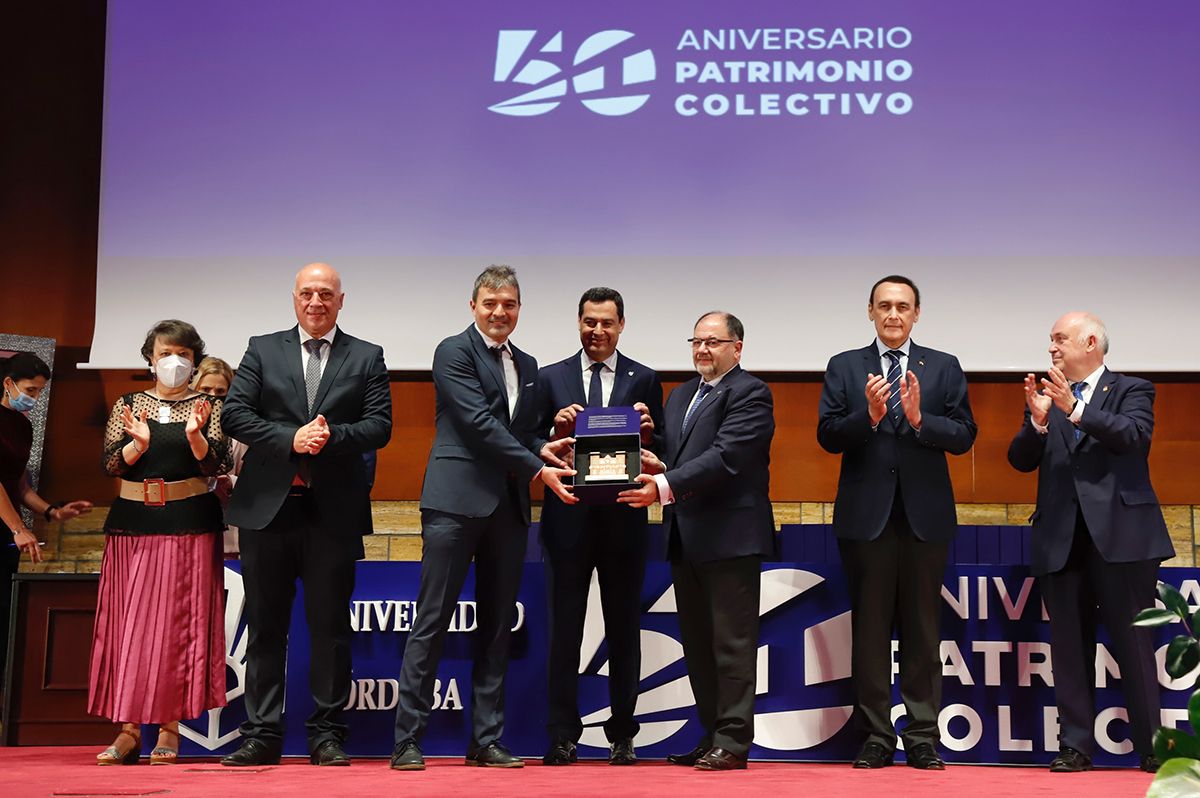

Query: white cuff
653 472 674 505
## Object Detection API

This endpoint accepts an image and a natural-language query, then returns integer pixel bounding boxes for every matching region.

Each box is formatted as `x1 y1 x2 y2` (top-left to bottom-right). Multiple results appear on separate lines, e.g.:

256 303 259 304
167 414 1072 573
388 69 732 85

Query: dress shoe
1049 747 1092 773
309 740 351 766
390 740 425 771
852 741 894 769
221 738 281 767
609 738 637 765
542 739 577 765
695 747 748 771
468 742 524 768
905 742 945 770
666 745 709 766
1140 755 1160 773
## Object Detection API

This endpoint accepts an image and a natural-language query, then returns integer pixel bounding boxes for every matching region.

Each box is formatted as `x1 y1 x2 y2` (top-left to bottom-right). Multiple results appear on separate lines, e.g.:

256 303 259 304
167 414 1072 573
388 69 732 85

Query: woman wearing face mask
1 352 93 691
191 357 246 556
89 321 232 765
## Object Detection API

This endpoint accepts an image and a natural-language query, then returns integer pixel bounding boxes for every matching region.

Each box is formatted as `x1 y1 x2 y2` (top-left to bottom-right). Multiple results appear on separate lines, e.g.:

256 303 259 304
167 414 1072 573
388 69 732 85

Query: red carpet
0 748 1154 797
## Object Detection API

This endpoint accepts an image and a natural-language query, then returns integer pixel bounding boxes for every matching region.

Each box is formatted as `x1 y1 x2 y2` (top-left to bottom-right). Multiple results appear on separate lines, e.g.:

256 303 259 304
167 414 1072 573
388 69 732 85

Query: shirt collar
875 338 911 358
580 350 618 373
299 325 337 348
474 324 509 351
1077 363 1106 390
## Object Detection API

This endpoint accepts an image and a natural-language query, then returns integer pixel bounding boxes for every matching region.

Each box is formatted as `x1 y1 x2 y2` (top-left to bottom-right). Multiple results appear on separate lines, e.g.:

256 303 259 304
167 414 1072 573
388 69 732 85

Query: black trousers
543 507 648 744
1040 511 1162 757
838 499 949 752
671 555 761 758
238 491 361 751
394 488 527 750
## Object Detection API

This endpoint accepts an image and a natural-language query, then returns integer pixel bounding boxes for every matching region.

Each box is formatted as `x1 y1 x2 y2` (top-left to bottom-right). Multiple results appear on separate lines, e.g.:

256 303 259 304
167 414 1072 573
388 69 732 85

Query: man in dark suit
619 311 774 772
536 287 664 767
817 275 976 771
221 262 393 767
1008 311 1173 774
391 265 577 771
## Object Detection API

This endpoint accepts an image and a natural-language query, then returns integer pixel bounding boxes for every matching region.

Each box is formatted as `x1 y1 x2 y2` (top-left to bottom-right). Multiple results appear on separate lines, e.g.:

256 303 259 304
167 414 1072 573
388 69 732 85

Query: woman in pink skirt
89 320 232 765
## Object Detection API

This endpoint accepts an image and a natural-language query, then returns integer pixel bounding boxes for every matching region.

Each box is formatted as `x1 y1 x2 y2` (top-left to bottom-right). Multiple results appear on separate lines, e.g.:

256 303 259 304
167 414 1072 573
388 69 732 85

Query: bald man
222 263 393 766
1008 312 1173 774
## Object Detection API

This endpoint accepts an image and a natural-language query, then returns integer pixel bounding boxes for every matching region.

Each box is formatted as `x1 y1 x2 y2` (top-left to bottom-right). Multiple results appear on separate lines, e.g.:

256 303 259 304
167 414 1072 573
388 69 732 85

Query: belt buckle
143 478 166 506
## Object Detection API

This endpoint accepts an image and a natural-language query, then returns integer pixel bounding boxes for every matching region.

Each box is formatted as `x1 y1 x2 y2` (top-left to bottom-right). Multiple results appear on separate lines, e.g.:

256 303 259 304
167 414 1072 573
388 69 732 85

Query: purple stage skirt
87 532 227 723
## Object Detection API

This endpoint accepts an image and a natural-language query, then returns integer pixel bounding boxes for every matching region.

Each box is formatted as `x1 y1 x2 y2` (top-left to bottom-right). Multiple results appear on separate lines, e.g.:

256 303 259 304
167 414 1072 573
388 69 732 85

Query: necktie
681 382 712 433
304 338 327 414
884 350 904 426
1071 381 1085 441
587 362 605 408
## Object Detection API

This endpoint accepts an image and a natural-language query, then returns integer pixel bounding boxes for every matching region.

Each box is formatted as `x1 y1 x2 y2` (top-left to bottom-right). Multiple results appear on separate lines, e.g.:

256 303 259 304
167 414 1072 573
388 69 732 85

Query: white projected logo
576 568 854 750
489 30 655 116
181 567 249 751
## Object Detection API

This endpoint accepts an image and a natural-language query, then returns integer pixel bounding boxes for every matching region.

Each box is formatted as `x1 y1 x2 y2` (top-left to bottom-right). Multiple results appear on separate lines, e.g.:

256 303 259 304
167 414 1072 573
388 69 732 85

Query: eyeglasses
687 337 735 349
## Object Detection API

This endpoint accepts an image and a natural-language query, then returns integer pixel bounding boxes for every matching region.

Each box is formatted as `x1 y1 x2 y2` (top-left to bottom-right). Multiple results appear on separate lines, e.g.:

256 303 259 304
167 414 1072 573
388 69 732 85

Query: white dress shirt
475 325 519 417
655 368 734 506
299 325 337 378
580 350 619 407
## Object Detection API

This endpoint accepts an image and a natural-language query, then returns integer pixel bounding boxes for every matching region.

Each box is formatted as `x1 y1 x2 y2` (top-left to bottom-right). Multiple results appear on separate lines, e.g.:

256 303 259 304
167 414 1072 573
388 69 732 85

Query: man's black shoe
390 740 425 771
905 742 945 770
309 740 350 766
221 738 281 767
609 738 637 765
666 745 709 766
1049 747 1092 773
468 742 524 768
1140 755 1161 773
694 747 747 771
542 739 577 766
852 741 894 769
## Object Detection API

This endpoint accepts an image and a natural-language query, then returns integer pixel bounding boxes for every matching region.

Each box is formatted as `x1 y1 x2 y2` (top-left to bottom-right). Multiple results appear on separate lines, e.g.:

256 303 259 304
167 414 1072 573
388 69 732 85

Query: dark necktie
884 349 904 426
681 382 712 433
304 338 327 414
587 362 605 408
1071 381 1086 441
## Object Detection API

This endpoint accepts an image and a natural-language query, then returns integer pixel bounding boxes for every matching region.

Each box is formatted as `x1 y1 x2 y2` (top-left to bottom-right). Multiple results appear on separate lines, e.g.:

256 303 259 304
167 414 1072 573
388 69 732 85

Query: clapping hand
185 397 211 438
1040 367 1077 415
898 370 922 429
293 414 331 454
121 404 151 451
864 374 890 425
1023 373 1052 426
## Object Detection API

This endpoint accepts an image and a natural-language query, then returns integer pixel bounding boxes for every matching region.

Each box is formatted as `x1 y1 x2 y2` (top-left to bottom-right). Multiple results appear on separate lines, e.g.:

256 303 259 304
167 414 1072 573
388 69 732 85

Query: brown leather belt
119 477 209 506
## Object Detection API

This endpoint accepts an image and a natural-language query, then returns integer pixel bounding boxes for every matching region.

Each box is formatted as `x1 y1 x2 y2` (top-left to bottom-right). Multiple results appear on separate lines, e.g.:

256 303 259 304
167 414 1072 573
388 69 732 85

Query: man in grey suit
222 262 393 767
391 265 576 771
1008 311 1173 774
620 311 775 771
818 275 976 771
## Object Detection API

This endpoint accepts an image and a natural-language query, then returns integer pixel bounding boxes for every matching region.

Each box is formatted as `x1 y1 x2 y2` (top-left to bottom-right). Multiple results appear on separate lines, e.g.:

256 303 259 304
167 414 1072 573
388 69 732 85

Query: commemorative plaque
572 407 641 504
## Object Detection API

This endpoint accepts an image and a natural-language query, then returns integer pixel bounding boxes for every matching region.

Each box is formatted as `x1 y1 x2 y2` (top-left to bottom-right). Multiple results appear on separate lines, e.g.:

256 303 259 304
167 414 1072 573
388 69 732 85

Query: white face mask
154 354 194 389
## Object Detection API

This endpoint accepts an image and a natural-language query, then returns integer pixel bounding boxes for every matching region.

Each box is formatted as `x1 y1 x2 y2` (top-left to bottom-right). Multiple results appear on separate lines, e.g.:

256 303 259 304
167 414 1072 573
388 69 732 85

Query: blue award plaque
572 407 641 504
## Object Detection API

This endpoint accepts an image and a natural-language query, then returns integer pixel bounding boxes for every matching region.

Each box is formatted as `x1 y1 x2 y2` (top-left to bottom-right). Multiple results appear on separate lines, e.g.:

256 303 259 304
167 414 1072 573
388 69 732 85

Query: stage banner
179 560 1198 765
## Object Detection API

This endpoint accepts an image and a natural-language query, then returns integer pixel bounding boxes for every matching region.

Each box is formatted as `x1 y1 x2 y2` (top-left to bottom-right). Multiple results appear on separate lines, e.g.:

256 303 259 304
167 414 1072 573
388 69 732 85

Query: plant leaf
1154 726 1200 764
1137 608 1183 627
1165 637 1200 679
1159 581 1190 617
1147 756 1200 798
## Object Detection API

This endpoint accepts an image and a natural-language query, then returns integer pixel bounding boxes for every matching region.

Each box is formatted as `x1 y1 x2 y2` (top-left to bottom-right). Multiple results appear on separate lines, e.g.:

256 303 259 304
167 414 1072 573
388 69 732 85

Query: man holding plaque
619 311 775 771
817 275 976 771
536 287 664 766
390 265 577 771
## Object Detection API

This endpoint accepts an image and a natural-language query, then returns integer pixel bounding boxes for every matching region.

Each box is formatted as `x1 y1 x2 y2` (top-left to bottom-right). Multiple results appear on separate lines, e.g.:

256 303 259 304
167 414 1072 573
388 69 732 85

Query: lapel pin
628 370 634 377
1102 385 1109 392
918 360 925 367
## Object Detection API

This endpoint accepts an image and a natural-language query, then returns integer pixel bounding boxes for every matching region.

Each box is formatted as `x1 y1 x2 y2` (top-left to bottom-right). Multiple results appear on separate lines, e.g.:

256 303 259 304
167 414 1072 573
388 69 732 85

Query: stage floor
0 747 1156 797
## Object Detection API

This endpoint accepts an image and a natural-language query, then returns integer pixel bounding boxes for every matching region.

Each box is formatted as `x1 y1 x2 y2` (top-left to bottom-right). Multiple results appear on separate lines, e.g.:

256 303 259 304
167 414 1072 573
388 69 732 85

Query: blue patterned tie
587 362 605 408
884 350 904 426
1071 382 1085 441
681 382 712 433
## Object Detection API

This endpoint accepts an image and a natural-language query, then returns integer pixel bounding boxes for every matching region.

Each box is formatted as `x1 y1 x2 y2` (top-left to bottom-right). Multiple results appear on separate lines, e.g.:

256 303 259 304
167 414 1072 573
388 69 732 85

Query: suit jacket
818 341 976 543
1007 368 1173 576
535 350 665 552
660 365 776 563
419 325 546 525
223 326 393 536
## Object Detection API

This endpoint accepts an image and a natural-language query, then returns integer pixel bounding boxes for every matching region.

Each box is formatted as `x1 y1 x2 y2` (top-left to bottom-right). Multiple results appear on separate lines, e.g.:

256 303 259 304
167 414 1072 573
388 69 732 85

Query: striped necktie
884 350 904 426
681 382 712 433
1071 381 1086 441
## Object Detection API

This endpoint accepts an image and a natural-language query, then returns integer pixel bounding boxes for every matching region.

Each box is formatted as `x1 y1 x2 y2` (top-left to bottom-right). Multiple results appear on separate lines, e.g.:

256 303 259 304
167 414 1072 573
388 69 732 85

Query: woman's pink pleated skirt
87 532 227 723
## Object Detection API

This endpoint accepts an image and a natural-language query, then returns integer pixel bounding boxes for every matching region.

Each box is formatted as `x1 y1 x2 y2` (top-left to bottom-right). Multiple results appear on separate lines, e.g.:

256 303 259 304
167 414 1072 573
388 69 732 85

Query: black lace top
101 392 232 535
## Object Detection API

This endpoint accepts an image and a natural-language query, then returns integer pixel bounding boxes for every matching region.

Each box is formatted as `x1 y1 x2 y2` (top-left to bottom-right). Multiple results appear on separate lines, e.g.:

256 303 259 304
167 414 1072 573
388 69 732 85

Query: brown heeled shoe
150 722 180 765
97 725 141 766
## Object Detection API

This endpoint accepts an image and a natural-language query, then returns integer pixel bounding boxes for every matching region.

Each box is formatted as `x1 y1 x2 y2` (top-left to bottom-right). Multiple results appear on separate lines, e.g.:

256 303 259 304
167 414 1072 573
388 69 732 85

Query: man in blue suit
1008 311 1173 774
620 311 775 771
818 275 976 771
391 265 577 771
536 287 664 766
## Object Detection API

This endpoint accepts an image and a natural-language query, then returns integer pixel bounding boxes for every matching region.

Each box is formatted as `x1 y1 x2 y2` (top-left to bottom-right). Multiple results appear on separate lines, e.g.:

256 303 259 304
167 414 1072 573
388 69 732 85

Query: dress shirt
299 325 337 379
580 350 619 408
475 325 519 418
655 368 733 506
